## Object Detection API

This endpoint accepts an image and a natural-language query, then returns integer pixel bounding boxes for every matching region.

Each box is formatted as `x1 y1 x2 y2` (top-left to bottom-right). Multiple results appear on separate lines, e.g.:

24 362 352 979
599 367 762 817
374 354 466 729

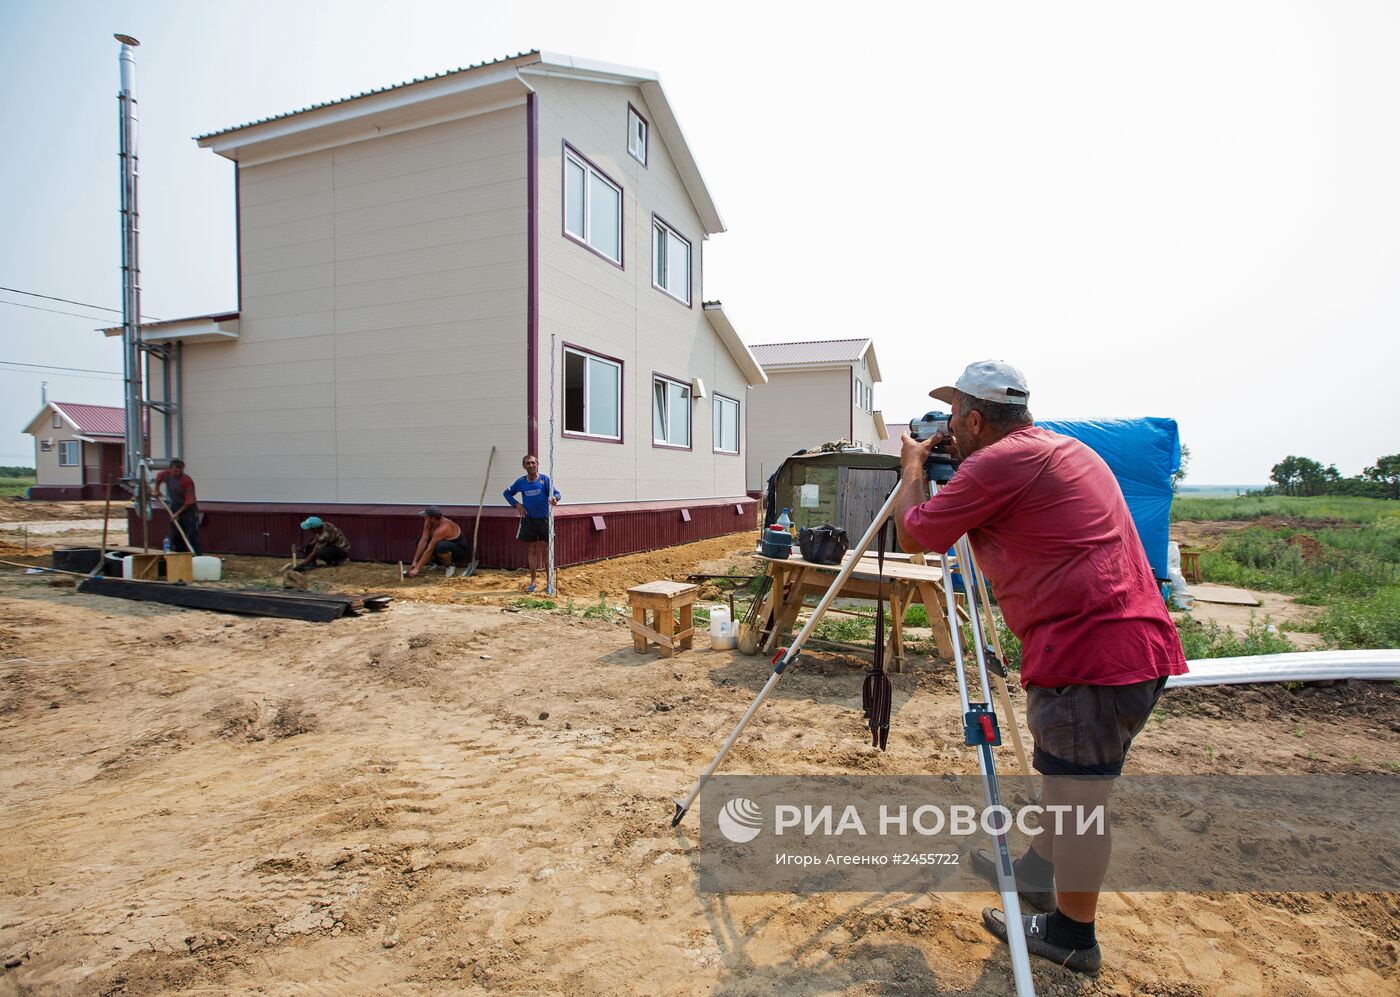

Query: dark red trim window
627 104 648 166
652 373 693 449
562 143 623 267
713 393 740 455
651 214 692 306
562 344 624 443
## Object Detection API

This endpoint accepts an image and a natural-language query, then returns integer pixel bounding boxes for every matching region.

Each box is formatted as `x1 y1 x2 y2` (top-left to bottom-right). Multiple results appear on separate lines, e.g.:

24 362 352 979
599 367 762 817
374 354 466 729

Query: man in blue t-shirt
503 454 561 593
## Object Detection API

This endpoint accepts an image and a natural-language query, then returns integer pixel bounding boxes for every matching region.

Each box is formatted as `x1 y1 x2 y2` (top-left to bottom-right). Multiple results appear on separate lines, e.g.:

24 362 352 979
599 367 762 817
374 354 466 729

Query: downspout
526 89 539 458
115 33 145 483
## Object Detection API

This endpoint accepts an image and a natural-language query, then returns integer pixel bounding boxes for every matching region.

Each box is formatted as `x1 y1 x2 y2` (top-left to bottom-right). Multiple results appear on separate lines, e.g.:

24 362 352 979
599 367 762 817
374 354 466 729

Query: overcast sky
2 0 1397 484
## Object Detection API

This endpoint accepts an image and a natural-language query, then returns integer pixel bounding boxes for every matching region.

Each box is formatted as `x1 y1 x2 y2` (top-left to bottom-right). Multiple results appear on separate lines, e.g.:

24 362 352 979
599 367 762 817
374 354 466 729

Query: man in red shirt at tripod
894 360 1188 976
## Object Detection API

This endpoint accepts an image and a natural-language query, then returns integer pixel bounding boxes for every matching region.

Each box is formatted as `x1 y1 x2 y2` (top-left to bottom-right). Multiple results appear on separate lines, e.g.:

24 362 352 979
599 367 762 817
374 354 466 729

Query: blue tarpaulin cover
1038 418 1181 580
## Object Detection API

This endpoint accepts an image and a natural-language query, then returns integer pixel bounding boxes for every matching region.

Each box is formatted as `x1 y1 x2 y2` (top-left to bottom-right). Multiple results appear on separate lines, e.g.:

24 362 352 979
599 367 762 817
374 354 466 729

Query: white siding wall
745 367 854 491
533 76 749 504
182 107 529 505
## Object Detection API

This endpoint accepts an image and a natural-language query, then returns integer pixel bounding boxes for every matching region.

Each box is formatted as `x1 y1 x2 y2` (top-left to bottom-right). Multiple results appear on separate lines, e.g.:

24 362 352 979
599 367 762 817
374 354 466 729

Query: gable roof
748 338 882 381
25 402 126 438
196 50 724 235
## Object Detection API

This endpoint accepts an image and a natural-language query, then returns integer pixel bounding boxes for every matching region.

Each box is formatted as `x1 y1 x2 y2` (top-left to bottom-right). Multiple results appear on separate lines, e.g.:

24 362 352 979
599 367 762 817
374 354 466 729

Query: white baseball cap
929 360 1030 406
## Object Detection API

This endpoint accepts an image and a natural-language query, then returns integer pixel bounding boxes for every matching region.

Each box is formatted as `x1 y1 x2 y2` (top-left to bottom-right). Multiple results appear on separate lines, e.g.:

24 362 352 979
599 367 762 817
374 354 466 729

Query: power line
0 299 117 322
0 369 122 383
0 285 162 321
0 360 123 376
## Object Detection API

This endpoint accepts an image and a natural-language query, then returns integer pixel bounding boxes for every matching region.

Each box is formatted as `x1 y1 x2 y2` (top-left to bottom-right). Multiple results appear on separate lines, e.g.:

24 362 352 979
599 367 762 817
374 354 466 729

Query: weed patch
1173 615 1297 659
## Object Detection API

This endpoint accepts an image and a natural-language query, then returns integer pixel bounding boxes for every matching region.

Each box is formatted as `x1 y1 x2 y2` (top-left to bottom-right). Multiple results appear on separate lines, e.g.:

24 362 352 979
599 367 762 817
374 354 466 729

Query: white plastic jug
192 556 222 581
121 554 134 579
709 606 736 649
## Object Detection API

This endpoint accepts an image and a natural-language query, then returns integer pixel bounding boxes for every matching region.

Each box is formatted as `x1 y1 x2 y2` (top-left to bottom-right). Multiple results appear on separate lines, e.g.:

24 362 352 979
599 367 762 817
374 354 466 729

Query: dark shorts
517 516 549 543
1026 677 1168 777
312 545 349 566
433 537 471 565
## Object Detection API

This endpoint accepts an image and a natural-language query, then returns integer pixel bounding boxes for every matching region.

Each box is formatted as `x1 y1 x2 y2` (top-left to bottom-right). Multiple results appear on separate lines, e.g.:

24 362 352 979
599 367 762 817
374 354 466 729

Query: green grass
1173 495 1400 651
1171 494 1400 524
0 476 35 498
511 596 557 610
812 615 876 644
1200 528 1398 598
581 595 613 621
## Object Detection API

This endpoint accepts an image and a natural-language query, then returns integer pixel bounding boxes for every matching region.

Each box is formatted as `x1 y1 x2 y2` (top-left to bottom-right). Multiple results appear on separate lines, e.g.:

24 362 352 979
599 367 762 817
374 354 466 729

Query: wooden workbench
753 549 969 671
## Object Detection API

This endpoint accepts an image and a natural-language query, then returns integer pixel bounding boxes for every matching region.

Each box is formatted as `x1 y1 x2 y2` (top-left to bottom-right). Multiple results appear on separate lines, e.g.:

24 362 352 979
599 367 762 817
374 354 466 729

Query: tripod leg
992 674 1033 783
671 485 904 826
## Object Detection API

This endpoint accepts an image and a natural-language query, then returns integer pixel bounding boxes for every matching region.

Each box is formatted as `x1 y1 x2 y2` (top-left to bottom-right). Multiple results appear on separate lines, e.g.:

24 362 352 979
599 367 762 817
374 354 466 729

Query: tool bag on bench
797 523 849 565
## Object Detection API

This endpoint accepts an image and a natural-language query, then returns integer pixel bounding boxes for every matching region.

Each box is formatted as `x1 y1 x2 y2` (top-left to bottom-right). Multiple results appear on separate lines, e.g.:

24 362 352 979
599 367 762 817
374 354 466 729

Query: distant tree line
1262 454 1400 499
0 466 35 478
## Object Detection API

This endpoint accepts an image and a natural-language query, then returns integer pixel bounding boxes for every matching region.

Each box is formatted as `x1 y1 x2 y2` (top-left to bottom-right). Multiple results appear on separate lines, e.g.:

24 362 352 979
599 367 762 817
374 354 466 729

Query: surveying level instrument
670 449 1039 996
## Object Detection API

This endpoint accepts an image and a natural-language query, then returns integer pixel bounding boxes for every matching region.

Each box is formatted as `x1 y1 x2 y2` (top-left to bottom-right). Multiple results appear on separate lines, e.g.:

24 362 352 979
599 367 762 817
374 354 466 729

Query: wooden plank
628 618 694 648
77 577 345 622
628 580 697 598
164 552 194 584
1187 584 1261 607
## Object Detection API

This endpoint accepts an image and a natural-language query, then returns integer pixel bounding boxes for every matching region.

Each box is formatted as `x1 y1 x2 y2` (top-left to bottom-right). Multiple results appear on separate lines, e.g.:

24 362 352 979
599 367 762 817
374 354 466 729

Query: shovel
463 445 496 578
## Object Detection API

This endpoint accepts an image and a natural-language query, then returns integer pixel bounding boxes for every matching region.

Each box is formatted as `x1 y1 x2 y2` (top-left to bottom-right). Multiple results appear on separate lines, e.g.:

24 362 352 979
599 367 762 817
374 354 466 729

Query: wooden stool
1179 549 1202 584
627 581 697 658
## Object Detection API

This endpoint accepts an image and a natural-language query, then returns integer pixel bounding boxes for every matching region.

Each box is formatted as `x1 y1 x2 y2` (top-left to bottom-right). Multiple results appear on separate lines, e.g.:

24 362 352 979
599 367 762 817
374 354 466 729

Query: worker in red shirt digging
893 360 1188 976
153 459 199 554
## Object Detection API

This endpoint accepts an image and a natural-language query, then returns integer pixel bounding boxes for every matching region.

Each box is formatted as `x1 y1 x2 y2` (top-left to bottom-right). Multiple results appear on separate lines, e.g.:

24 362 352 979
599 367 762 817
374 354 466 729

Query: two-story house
109 52 766 567
744 338 885 493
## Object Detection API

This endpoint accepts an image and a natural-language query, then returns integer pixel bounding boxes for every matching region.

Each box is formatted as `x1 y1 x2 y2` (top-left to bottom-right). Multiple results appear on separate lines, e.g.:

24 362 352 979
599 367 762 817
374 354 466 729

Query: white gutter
702 303 766 386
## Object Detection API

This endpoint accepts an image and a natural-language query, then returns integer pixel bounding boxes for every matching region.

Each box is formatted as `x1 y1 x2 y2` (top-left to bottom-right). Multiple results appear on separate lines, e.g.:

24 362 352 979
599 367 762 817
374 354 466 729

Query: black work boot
981 908 1102 975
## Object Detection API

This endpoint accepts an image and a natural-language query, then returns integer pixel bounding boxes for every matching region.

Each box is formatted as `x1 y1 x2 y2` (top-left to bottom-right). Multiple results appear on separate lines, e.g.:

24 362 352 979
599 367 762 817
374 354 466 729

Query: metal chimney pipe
41 381 47 406
116 33 144 483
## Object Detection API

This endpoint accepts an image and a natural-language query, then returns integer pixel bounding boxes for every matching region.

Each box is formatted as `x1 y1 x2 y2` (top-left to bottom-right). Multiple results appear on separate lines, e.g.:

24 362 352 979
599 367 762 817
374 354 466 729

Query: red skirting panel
28 485 110 500
127 496 758 569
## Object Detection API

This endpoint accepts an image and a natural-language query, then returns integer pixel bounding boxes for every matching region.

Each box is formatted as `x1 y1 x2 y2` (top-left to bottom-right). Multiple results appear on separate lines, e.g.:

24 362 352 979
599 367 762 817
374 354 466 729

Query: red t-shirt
903 425 1188 688
154 470 197 509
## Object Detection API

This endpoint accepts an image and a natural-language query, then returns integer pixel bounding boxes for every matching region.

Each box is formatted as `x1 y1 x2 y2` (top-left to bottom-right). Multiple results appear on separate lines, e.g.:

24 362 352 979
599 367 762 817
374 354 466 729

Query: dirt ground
1 519 1397 995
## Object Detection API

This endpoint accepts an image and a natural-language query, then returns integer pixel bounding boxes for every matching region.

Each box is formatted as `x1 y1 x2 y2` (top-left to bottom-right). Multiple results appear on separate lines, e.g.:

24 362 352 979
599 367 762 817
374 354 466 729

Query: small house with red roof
22 402 130 499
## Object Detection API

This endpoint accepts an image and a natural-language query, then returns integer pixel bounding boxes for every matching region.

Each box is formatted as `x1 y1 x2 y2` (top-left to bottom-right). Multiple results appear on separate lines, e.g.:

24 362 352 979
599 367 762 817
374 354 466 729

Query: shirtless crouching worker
406 506 471 578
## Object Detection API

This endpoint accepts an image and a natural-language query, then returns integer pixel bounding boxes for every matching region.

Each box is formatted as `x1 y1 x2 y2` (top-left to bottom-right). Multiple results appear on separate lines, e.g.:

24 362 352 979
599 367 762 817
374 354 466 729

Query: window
652 375 691 448
563 145 623 265
652 216 691 305
714 394 740 454
563 346 622 440
58 440 79 466
854 379 872 412
52 413 61 429
627 105 648 165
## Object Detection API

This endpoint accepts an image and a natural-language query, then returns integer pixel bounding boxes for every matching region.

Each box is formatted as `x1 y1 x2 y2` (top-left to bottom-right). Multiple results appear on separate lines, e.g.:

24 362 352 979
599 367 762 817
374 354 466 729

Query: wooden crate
129 552 194 583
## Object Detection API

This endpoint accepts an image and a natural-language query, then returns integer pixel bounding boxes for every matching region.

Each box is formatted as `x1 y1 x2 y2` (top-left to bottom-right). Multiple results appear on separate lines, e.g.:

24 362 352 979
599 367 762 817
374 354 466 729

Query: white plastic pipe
1169 649 1400 688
